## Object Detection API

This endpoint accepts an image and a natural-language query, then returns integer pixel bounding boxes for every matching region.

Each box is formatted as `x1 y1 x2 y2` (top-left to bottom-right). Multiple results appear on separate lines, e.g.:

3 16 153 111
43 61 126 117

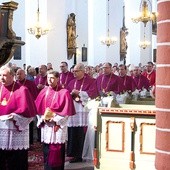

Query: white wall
125 0 155 66
0 0 156 69
25 0 48 68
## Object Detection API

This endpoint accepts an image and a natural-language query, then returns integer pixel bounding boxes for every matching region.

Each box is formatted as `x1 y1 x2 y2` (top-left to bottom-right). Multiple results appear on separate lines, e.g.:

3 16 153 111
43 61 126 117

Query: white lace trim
41 124 67 144
67 111 89 127
37 115 68 144
0 119 29 150
79 91 89 106
12 113 33 131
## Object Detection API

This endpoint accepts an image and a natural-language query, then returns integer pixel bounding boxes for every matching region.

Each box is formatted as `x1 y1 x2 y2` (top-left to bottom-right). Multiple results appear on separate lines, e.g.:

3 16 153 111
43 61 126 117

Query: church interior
0 0 170 170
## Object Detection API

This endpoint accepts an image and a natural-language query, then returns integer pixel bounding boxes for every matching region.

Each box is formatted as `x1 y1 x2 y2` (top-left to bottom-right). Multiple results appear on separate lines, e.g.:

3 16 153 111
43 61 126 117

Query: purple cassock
17 79 38 100
59 71 74 89
35 85 75 168
0 81 37 169
96 73 120 95
35 85 75 117
0 81 37 117
34 75 48 91
133 74 150 91
119 75 136 93
67 75 98 99
66 75 98 160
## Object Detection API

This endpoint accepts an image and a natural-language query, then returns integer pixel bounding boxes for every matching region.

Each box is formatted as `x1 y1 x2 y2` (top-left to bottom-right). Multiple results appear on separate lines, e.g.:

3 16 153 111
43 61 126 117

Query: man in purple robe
118 64 136 93
142 61 156 87
35 70 75 170
0 65 37 170
67 63 98 163
34 64 48 141
59 61 74 89
16 68 38 100
133 66 150 91
96 62 120 96
34 64 48 92
16 68 38 145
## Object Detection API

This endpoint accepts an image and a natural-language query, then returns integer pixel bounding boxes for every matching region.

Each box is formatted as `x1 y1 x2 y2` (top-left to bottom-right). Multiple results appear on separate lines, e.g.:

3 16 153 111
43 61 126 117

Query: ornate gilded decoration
43 107 55 120
106 121 125 152
0 1 25 67
120 29 128 56
100 107 156 115
1 1 18 39
66 13 78 60
130 117 135 132
140 122 155 155
120 5 128 64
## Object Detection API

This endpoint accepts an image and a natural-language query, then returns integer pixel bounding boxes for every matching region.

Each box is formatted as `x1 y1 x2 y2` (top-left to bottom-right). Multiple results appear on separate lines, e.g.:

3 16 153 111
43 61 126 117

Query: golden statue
66 13 77 60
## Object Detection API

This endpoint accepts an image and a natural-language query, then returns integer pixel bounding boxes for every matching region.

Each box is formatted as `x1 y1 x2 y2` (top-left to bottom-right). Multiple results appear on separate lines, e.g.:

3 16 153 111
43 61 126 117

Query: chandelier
132 0 157 27
100 0 117 47
139 30 150 49
28 0 49 39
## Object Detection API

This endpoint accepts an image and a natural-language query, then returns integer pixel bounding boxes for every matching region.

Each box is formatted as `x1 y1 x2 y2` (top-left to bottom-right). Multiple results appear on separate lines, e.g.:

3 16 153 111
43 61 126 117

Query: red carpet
28 142 44 170
28 142 73 170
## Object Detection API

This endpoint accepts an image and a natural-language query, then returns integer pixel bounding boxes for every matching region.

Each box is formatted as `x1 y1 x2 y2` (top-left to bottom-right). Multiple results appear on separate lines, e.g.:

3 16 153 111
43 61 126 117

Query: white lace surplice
37 115 68 144
67 91 89 127
0 113 33 150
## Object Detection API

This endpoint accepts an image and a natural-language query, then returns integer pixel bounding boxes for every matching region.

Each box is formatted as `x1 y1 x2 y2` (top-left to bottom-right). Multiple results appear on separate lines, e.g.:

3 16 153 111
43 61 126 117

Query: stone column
155 0 170 169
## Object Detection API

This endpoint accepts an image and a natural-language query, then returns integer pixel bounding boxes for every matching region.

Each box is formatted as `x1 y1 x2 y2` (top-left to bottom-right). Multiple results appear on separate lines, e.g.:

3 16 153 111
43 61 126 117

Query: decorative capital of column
1 1 18 11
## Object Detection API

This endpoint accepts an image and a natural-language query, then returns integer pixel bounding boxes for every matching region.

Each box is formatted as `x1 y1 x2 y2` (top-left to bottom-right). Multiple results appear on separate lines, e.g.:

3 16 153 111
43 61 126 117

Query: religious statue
120 29 128 54
120 5 128 65
66 13 77 60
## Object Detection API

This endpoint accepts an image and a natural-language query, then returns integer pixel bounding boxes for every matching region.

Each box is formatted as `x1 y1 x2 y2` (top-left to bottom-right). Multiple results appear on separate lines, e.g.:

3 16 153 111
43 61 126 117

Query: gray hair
0 64 15 76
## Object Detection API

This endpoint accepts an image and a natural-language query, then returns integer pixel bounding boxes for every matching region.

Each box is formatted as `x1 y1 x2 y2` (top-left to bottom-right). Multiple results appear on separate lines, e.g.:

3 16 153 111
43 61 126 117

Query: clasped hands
71 89 81 101
71 89 80 96
37 84 45 90
44 118 60 132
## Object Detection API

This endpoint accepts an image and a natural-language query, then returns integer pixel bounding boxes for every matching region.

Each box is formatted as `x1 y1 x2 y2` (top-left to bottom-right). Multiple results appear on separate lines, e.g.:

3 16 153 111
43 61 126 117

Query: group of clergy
0 60 156 170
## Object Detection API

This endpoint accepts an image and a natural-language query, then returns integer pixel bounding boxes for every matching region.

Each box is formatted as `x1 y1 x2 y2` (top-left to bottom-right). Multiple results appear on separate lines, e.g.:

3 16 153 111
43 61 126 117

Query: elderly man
26 66 36 81
16 68 38 100
0 65 37 170
96 62 120 96
59 61 74 89
34 64 48 92
67 63 98 163
16 68 38 145
35 70 75 170
34 64 48 141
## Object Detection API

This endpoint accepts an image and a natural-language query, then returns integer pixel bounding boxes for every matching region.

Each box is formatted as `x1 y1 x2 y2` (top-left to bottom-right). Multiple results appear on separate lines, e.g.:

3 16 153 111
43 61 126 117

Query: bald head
73 63 85 79
16 69 26 81
74 63 85 71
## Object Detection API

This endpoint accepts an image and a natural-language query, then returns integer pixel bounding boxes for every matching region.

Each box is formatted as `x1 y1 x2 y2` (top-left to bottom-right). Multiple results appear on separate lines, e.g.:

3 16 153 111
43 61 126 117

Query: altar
94 102 156 170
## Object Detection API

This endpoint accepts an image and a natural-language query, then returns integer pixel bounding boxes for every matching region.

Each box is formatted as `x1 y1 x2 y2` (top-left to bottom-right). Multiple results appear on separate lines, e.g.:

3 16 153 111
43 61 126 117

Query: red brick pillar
155 1 170 169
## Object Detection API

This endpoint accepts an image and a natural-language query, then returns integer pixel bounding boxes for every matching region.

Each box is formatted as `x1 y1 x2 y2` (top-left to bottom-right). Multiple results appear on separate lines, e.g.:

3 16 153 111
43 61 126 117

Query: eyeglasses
73 70 82 73
102 67 111 69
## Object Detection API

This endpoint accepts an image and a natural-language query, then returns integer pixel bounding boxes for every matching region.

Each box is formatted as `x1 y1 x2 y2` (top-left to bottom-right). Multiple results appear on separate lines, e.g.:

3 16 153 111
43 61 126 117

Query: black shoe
69 157 82 163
